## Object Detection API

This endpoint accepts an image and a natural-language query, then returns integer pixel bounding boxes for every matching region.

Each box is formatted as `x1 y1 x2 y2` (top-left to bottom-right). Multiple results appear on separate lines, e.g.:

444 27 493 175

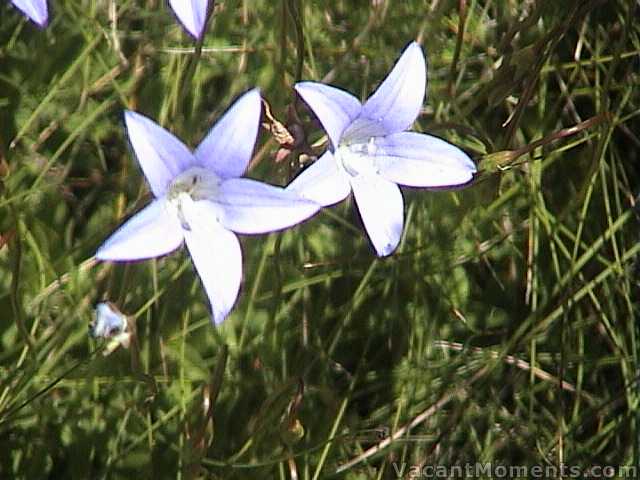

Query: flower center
167 167 220 230
336 137 379 177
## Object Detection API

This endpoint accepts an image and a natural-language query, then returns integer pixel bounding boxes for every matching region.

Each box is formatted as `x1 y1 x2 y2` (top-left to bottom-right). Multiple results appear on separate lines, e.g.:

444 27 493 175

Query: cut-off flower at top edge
10 0 48 27
169 0 208 39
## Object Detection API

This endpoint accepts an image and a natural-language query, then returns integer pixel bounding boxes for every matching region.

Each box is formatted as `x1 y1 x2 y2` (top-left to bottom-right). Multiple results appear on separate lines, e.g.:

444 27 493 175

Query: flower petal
96 199 184 261
124 111 195 197
181 199 242 324
91 303 127 339
194 89 261 179
360 41 426 135
169 0 208 39
286 151 351 207
341 117 388 143
373 132 476 187
11 0 48 27
350 174 404 257
295 82 361 149
215 178 320 234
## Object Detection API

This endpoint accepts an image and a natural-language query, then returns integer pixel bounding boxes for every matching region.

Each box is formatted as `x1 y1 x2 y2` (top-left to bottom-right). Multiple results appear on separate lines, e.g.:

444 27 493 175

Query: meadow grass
1 0 639 478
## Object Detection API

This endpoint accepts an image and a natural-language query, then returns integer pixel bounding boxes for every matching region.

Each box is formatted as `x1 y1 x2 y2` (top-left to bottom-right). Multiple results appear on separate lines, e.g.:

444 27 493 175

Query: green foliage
1 0 639 478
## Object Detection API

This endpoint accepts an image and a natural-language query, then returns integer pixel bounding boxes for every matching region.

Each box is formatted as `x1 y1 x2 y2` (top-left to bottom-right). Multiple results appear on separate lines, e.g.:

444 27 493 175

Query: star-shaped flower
169 0 208 39
96 89 320 324
10 0 48 27
287 42 476 256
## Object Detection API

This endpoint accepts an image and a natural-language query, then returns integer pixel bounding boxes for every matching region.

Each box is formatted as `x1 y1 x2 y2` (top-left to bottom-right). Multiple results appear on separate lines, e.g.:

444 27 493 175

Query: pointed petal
181 199 242 324
11 0 48 26
350 174 404 257
286 151 351 207
194 89 261 179
124 111 195 197
360 42 426 135
169 0 208 39
374 132 476 187
96 199 184 261
215 178 320 234
295 82 361 149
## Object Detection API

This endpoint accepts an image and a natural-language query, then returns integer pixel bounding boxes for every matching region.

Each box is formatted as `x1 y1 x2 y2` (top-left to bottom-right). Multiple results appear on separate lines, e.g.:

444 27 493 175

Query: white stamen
336 137 380 177
167 167 220 230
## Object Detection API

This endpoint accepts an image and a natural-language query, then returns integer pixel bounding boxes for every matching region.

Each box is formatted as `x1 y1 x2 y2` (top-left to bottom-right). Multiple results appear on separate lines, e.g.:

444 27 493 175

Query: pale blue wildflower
169 0 208 39
96 89 320 324
91 302 128 339
91 302 132 354
287 42 476 256
10 0 48 27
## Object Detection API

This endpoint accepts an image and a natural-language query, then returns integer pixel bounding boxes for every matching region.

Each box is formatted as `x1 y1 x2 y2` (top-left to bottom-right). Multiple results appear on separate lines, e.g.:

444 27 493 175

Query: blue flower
91 302 128 339
96 90 320 324
10 0 48 27
169 0 208 39
91 302 132 354
287 42 476 256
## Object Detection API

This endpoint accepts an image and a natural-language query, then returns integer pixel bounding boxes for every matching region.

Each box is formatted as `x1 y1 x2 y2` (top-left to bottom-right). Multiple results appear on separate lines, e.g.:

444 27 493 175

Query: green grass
1 0 639 478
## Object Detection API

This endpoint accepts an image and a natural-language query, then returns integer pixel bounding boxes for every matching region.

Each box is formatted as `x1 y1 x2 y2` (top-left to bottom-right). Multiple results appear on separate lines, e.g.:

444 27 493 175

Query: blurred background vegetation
1 0 639 478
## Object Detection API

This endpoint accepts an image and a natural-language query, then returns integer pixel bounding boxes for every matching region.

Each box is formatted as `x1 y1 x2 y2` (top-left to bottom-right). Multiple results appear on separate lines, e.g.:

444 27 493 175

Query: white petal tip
169 0 208 39
458 154 478 177
123 110 143 130
95 244 116 261
11 0 48 26
374 241 399 257
211 309 231 326
293 83 314 100
124 110 140 123
187 27 203 40
94 247 126 262
239 88 262 112
293 82 309 93
405 42 425 61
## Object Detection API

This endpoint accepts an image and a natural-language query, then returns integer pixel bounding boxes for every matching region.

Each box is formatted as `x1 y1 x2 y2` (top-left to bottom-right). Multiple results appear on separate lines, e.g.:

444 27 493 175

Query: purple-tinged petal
341 117 388 143
374 132 476 187
295 82 361 149
215 178 320 234
181 199 242 324
169 0 208 39
96 199 184 261
11 0 48 27
350 174 404 257
360 41 426 135
124 111 195 197
286 151 351 207
91 303 127 339
194 89 261 179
